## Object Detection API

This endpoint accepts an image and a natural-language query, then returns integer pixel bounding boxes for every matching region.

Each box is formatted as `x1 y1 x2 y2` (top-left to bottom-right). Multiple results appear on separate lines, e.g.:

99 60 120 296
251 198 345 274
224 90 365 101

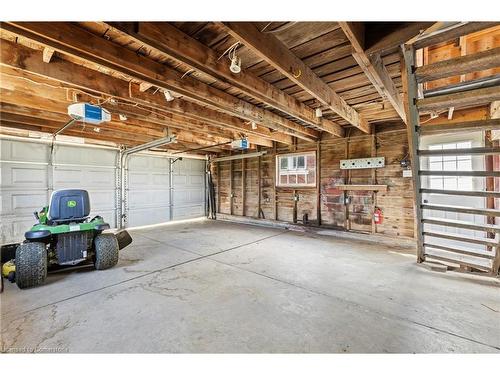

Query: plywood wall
213 122 415 239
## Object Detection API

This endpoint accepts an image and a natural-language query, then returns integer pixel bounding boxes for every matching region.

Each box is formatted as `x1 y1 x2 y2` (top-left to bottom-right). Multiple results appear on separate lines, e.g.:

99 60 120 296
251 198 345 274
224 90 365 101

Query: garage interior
0 21 499 353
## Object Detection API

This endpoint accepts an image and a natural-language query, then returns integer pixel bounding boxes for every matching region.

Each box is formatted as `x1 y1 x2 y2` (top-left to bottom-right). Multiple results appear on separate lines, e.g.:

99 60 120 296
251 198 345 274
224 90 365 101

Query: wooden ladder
402 41 500 276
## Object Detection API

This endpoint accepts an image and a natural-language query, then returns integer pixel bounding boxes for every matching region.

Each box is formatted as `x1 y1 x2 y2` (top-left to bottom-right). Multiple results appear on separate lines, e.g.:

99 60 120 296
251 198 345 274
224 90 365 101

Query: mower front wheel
94 234 119 270
15 242 47 289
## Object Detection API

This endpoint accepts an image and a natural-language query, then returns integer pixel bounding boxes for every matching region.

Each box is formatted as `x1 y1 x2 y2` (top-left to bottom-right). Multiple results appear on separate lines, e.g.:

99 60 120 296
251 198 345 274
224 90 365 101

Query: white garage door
127 154 171 227
172 158 206 220
52 143 118 228
0 137 206 243
0 139 117 243
0 139 50 244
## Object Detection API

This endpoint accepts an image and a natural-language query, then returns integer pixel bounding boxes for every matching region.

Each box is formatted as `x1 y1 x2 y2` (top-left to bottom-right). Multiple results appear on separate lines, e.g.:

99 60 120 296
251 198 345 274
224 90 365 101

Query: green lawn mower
1 189 132 289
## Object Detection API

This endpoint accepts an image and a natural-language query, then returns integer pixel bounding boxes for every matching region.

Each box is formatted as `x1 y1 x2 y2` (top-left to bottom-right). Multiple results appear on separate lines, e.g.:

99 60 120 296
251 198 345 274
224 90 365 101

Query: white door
420 132 486 251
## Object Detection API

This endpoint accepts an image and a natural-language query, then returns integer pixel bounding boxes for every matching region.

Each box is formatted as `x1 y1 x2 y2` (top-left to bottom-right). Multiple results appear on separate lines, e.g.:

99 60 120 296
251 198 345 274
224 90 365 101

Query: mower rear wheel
94 234 119 270
15 242 47 289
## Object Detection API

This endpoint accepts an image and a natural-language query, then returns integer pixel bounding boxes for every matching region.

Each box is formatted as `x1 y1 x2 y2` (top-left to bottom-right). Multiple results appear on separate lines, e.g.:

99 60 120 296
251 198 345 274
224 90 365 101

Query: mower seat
48 189 91 224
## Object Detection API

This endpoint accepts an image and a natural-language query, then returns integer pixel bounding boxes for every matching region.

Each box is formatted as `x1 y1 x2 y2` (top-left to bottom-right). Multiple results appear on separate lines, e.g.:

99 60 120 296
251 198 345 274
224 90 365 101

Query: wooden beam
0 38 292 146
42 47 54 63
417 86 500 111
413 22 499 50
416 47 500 83
3 22 317 142
222 22 370 133
107 22 344 138
365 22 434 55
139 82 153 92
339 22 406 123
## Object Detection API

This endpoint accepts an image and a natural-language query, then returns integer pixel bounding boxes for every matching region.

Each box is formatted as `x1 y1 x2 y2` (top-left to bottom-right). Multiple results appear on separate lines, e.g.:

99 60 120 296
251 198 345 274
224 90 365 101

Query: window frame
275 151 317 188
427 141 473 191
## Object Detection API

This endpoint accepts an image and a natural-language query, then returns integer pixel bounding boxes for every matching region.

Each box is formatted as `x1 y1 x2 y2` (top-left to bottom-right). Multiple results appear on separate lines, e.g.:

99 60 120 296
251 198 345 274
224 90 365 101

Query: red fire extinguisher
373 207 383 225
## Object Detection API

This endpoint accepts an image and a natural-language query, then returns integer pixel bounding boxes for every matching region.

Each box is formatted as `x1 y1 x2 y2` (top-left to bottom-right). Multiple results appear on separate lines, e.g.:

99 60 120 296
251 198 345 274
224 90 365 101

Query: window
276 152 316 187
428 141 472 191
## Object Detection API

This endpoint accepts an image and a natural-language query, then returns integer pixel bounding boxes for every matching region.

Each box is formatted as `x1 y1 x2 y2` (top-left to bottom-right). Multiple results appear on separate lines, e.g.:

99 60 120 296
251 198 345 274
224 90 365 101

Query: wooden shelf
335 184 388 192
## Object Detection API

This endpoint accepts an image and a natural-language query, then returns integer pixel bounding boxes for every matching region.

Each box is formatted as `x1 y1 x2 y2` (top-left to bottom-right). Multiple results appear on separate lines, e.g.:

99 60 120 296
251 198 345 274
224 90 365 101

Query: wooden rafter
339 22 406 123
3 22 318 142
0 38 291 146
106 22 345 138
222 22 370 133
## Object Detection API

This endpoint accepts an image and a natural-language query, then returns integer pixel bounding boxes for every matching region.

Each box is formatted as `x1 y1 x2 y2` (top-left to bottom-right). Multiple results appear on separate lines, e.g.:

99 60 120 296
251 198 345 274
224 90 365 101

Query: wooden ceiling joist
222 22 371 134
2 22 317 142
339 22 406 123
0 38 291 146
105 22 345 138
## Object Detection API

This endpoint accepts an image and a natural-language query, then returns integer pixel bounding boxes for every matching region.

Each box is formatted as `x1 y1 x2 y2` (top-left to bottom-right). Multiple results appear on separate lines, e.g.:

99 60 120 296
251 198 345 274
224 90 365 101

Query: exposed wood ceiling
0 21 498 154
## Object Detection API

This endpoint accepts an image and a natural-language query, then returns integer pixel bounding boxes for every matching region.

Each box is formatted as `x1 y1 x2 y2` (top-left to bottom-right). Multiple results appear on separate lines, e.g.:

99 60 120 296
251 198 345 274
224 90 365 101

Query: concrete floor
1 219 499 353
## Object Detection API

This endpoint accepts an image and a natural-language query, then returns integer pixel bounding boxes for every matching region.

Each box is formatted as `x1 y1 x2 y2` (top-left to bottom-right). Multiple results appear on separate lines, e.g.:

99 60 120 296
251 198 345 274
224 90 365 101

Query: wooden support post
216 161 221 214
343 137 350 230
241 157 246 217
273 142 278 221
316 138 322 226
257 146 262 219
229 153 234 216
371 126 377 234
402 45 426 263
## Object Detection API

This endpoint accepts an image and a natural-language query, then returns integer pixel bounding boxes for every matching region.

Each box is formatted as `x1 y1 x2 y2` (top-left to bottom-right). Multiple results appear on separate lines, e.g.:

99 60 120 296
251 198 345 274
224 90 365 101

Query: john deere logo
67 200 77 208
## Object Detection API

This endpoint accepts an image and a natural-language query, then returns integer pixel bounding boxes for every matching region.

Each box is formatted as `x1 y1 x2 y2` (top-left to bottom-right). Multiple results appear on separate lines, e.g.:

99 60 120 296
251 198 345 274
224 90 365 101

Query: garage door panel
1 139 50 163
1 164 48 188
127 206 170 227
54 145 117 166
129 190 170 208
53 167 116 188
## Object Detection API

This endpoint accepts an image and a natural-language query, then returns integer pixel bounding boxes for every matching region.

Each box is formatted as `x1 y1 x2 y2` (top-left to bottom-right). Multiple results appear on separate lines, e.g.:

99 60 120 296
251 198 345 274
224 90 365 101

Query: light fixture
315 107 323 118
93 127 101 133
251 121 257 130
163 90 175 102
230 56 241 74
119 114 127 121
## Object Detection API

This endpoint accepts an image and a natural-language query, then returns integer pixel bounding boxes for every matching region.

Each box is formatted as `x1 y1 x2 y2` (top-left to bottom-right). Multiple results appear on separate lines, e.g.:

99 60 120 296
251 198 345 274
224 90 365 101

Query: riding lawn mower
1 189 132 290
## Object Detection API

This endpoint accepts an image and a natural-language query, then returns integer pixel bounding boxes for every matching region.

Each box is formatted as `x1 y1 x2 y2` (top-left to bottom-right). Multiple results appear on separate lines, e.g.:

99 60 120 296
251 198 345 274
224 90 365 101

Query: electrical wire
261 22 297 33
217 41 240 61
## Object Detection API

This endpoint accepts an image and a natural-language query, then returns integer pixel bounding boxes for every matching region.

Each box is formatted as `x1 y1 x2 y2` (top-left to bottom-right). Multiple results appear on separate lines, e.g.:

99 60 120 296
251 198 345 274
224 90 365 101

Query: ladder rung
422 217 500 233
417 86 500 112
424 254 491 272
419 118 500 135
423 231 499 247
415 47 500 83
420 188 500 198
424 243 496 259
419 170 500 177
421 203 500 217
418 147 500 157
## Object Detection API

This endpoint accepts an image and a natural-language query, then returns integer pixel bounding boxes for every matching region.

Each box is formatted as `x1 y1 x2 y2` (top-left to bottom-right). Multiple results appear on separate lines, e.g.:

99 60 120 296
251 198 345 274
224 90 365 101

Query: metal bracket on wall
340 157 385 170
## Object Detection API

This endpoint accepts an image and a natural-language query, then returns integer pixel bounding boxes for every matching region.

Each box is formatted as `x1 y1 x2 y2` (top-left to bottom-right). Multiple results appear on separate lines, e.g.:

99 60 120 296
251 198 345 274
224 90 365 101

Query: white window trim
275 151 317 188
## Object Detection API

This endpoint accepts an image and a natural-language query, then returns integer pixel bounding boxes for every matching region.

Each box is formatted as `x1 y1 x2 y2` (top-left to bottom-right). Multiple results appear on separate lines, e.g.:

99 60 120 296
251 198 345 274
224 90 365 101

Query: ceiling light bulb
315 108 323 118
230 56 241 74
251 121 257 130
163 90 175 102
119 114 127 121
93 127 100 133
